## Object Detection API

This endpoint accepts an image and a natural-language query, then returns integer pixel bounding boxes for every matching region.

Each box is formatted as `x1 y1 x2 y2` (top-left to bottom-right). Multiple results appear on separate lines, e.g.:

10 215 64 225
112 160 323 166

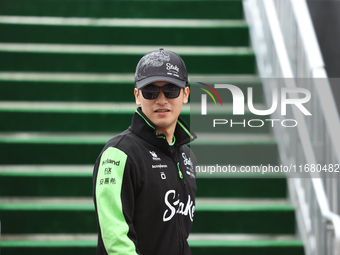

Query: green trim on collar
169 136 176 146
136 109 162 135
177 120 194 140
136 109 194 142
136 110 155 130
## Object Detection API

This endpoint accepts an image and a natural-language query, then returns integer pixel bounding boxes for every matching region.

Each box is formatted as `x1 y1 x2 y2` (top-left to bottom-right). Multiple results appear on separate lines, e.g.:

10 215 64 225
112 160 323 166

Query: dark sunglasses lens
141 84 181 99
142 91 159 99
141 85 160 99
163 85 181 99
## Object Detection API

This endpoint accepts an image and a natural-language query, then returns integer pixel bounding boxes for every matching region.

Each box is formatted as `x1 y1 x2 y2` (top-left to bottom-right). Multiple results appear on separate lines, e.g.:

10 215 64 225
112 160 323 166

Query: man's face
134 81 189 134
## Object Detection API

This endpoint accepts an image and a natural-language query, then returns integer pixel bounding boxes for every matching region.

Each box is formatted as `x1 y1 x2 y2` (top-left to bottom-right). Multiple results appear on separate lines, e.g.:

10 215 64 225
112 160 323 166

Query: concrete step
0 16 249 46
189 234 304 255
0 73 263 103
0 165 286 198
0 198 295 235
192 198 295 234
0 233 304 255
0 133 278 165
0 198 96 234
0 0 244 19
0 102 271 133
191 133 278 165
0 44 256 74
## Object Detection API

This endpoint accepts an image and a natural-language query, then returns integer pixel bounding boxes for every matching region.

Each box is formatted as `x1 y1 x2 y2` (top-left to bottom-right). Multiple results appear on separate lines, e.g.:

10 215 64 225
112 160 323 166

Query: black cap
134 48 188 89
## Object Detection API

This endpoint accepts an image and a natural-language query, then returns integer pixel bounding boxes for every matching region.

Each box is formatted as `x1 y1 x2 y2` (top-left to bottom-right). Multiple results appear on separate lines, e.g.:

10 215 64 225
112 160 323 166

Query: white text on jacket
163 190 195 222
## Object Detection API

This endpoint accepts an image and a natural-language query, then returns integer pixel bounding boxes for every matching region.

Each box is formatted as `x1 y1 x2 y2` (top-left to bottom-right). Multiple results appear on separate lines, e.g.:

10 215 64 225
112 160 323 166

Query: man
93 48 197 255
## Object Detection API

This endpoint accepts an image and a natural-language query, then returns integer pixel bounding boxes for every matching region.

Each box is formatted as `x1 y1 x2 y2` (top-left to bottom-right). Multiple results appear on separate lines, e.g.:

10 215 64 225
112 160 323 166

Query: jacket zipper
173 150 186 185
176 162 187 186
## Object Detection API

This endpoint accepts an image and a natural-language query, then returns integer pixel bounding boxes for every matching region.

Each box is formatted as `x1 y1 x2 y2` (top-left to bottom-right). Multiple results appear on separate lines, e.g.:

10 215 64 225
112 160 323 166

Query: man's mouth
155 109 170 113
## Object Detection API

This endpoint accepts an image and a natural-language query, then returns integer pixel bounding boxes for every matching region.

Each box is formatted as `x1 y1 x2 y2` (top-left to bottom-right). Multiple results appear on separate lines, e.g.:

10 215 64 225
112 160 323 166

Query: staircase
0 0 305 254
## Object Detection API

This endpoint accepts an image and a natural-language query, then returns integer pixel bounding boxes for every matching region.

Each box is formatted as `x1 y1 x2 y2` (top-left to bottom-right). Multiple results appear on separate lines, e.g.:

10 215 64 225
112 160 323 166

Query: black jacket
93 107 197 255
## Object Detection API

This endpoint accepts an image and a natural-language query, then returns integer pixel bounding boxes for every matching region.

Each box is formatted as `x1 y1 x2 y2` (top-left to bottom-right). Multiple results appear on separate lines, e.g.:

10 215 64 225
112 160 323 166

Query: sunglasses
140 84 182 100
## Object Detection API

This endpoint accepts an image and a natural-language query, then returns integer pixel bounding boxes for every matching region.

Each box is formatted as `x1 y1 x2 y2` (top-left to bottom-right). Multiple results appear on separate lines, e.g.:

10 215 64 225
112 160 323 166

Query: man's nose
156 89 167 103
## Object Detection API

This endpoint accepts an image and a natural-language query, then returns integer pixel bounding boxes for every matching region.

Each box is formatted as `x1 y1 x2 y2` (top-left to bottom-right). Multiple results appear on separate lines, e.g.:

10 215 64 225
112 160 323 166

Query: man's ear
134 88 141 106
183 87 190 104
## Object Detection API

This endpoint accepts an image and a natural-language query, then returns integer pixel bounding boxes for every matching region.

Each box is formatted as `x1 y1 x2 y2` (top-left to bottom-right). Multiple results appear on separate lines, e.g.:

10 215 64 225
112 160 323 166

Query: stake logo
163 190 194 222
197 83 312 128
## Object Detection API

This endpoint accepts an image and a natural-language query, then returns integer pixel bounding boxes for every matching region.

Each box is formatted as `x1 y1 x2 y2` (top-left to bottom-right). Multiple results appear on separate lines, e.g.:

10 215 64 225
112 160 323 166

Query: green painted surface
189 239 304 247
0 202 292 212
192 143 279 165
195 204 294 211
0 175 92 197
190 245 304 255
0 209 97 234
0 111 136 132
0 203 295 234
0 246 97 255
0 174 286 198
0 143 102 164
0 51 256 74
0 203 94 211
0 246 304 255
0 239 303 248
0 111 271 133
0 24 249 46
0 171 92 177
0 81 136 102
0 1 244 19
196 178 287 198
1 240 96 247
191 210 295 234
0 80 263 102
0 239 304 255
0 142 278 165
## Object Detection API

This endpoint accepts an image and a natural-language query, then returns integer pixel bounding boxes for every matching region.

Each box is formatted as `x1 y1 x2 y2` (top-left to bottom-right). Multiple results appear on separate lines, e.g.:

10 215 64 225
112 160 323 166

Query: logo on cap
136 51 171 80
135 48 188 89
166 63 180 77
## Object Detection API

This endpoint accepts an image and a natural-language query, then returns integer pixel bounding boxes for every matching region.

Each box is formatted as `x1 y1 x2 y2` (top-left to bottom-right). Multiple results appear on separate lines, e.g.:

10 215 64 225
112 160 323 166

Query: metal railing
243 0 340 255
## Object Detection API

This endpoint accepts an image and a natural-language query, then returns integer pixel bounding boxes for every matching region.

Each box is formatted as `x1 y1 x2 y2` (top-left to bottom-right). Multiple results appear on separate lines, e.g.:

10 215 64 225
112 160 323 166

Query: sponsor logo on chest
182 152 195 178
163 190 195 222
149 151 161 161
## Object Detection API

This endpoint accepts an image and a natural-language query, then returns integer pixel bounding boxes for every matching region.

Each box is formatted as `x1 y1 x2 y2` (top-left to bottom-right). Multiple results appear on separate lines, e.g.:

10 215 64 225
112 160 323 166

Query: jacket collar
130 107 197 151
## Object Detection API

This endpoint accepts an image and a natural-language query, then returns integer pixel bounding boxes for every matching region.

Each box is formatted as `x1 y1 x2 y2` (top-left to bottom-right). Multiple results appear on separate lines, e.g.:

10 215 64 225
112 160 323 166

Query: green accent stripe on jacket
96 147 138 255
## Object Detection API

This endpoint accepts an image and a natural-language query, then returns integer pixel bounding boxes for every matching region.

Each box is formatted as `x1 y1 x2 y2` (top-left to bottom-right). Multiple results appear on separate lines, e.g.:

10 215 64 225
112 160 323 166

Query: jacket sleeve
94 147 140 255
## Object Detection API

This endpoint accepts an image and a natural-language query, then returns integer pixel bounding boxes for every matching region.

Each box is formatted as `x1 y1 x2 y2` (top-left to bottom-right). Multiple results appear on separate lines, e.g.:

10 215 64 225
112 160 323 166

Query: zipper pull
177 162 183 179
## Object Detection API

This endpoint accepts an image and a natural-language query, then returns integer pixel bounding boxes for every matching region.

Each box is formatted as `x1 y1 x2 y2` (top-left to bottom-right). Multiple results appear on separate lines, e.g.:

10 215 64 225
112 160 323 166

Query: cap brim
135 76 187 89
